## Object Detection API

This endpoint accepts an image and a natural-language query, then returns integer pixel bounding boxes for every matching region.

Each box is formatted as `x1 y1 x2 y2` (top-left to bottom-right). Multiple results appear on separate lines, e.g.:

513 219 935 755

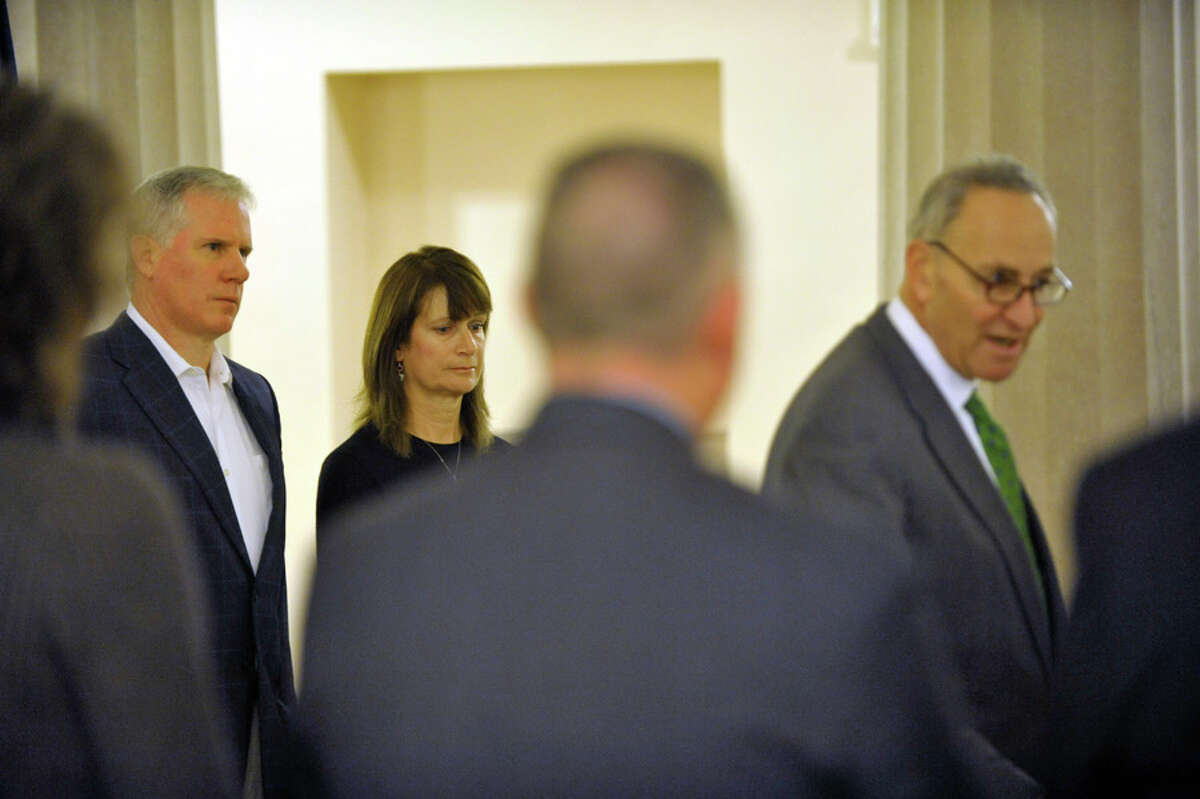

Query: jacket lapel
865 307 1054 674
109 314 252 570
1024 491 1066 656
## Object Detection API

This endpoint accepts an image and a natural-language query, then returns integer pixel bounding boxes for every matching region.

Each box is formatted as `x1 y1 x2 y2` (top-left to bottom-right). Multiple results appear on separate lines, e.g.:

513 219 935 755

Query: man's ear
698 278 740 363
130 234 160 280
523 282 541 331
904 239 936 305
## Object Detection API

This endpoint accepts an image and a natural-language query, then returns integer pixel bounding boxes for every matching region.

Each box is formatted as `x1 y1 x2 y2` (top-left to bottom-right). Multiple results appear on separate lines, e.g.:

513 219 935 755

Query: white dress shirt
886 298 998 485
126 304 272 571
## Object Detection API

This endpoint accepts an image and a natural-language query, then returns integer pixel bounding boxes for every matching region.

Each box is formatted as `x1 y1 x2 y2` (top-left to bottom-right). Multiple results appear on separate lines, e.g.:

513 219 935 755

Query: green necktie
964 392 1040 577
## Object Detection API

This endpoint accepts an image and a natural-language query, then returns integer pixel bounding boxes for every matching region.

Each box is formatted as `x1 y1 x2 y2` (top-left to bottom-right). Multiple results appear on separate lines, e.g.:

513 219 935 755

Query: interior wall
213 0 880 664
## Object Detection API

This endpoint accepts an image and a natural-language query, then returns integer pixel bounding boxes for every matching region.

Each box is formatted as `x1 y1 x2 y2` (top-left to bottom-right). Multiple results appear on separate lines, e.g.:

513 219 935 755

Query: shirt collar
886 297 977 410
125 302 231 386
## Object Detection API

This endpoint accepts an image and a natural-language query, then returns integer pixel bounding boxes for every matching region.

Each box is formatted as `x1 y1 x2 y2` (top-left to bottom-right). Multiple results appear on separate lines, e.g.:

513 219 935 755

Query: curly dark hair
0 83 125 425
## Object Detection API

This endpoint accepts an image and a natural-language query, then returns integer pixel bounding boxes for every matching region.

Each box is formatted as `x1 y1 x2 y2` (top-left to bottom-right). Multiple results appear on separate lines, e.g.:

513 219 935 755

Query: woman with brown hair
316 245 511 539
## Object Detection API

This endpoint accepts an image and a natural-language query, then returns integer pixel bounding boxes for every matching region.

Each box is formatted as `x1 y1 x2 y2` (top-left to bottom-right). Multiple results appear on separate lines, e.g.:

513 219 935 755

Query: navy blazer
765 305 1067 796
294 395 972 797
78 311 294 798
1046 419 1200 796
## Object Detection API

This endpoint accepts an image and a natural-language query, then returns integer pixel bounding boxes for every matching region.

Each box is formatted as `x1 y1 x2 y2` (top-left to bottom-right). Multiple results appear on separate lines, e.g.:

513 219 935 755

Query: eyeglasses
927 240 1073 306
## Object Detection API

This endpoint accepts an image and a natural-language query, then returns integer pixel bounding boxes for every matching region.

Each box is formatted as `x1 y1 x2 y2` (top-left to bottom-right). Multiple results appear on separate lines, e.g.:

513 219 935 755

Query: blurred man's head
529 143 741 429
0 83 125 424
901 155 1068 382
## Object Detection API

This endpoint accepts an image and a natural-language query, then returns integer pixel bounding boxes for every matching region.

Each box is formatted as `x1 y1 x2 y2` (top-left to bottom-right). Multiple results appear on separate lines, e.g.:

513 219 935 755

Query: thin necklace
423 438 462 480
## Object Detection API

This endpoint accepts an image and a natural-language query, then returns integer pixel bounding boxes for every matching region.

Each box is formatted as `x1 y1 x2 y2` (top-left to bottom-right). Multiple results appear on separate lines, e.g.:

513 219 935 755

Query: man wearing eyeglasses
764 155 1070 797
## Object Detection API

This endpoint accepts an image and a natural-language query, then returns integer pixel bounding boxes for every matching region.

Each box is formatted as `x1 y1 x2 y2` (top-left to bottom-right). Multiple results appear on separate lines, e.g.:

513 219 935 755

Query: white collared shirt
885 298 997 485
126 304 272 571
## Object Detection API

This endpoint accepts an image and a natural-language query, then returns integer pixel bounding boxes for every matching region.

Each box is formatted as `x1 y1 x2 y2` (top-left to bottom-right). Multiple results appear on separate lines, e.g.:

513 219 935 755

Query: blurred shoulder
1082 417 1200 491
701 464 912 591
1075 418 1200 559
1 432 183 557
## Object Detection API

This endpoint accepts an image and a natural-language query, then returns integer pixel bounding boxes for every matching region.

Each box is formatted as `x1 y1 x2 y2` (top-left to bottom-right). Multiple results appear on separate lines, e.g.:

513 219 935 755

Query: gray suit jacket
294 395 973 797
78 312 294 798
764 305 1066 795
0 428 236 797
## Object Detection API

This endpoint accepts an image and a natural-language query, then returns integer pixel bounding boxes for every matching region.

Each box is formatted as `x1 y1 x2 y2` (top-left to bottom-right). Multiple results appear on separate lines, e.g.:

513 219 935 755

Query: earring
396 360 405 382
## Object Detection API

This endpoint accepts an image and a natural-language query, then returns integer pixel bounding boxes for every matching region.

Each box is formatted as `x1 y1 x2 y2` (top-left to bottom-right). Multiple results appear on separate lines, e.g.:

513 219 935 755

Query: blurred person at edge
0 83 236 797
1045 417 1200 797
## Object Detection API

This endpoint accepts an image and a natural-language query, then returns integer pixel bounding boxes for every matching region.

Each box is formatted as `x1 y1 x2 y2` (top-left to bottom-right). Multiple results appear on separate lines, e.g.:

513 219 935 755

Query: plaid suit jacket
78 311 295 799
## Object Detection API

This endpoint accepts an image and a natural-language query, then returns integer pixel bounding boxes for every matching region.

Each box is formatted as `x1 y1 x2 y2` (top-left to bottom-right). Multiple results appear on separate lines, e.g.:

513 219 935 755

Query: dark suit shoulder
78 314 165 439
771 314 903 442
299 404 968 797
227 356 273 399
0 432 236 796
81 310 142 367
79 316 126 383
1050 419 1200 796
713 464 916 596
1075 419 1200 558
763 311 915 514
1079 419 1200 503
0 435 201 624
1 434 173 533
80 322 111 360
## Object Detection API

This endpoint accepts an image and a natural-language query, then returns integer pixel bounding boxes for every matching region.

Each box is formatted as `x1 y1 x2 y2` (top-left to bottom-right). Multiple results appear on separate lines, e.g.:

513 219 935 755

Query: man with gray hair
765 154 1072 796
79 166 293 799
293 143 971 796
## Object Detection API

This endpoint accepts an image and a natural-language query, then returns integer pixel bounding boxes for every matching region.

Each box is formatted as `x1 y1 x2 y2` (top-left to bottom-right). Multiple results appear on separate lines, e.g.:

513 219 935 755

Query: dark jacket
764 305 1067 796
0 428 236 797
1046 418 1200 796
294 395 972 797
78 311 294 798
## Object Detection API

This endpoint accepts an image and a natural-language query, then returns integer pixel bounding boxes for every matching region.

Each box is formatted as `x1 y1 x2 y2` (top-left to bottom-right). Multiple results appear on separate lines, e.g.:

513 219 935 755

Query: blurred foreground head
0 83 125 425
529 142 741 429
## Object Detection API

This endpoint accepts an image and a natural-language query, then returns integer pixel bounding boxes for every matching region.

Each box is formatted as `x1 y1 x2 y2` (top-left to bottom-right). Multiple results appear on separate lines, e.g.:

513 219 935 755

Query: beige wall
213 0 880 663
